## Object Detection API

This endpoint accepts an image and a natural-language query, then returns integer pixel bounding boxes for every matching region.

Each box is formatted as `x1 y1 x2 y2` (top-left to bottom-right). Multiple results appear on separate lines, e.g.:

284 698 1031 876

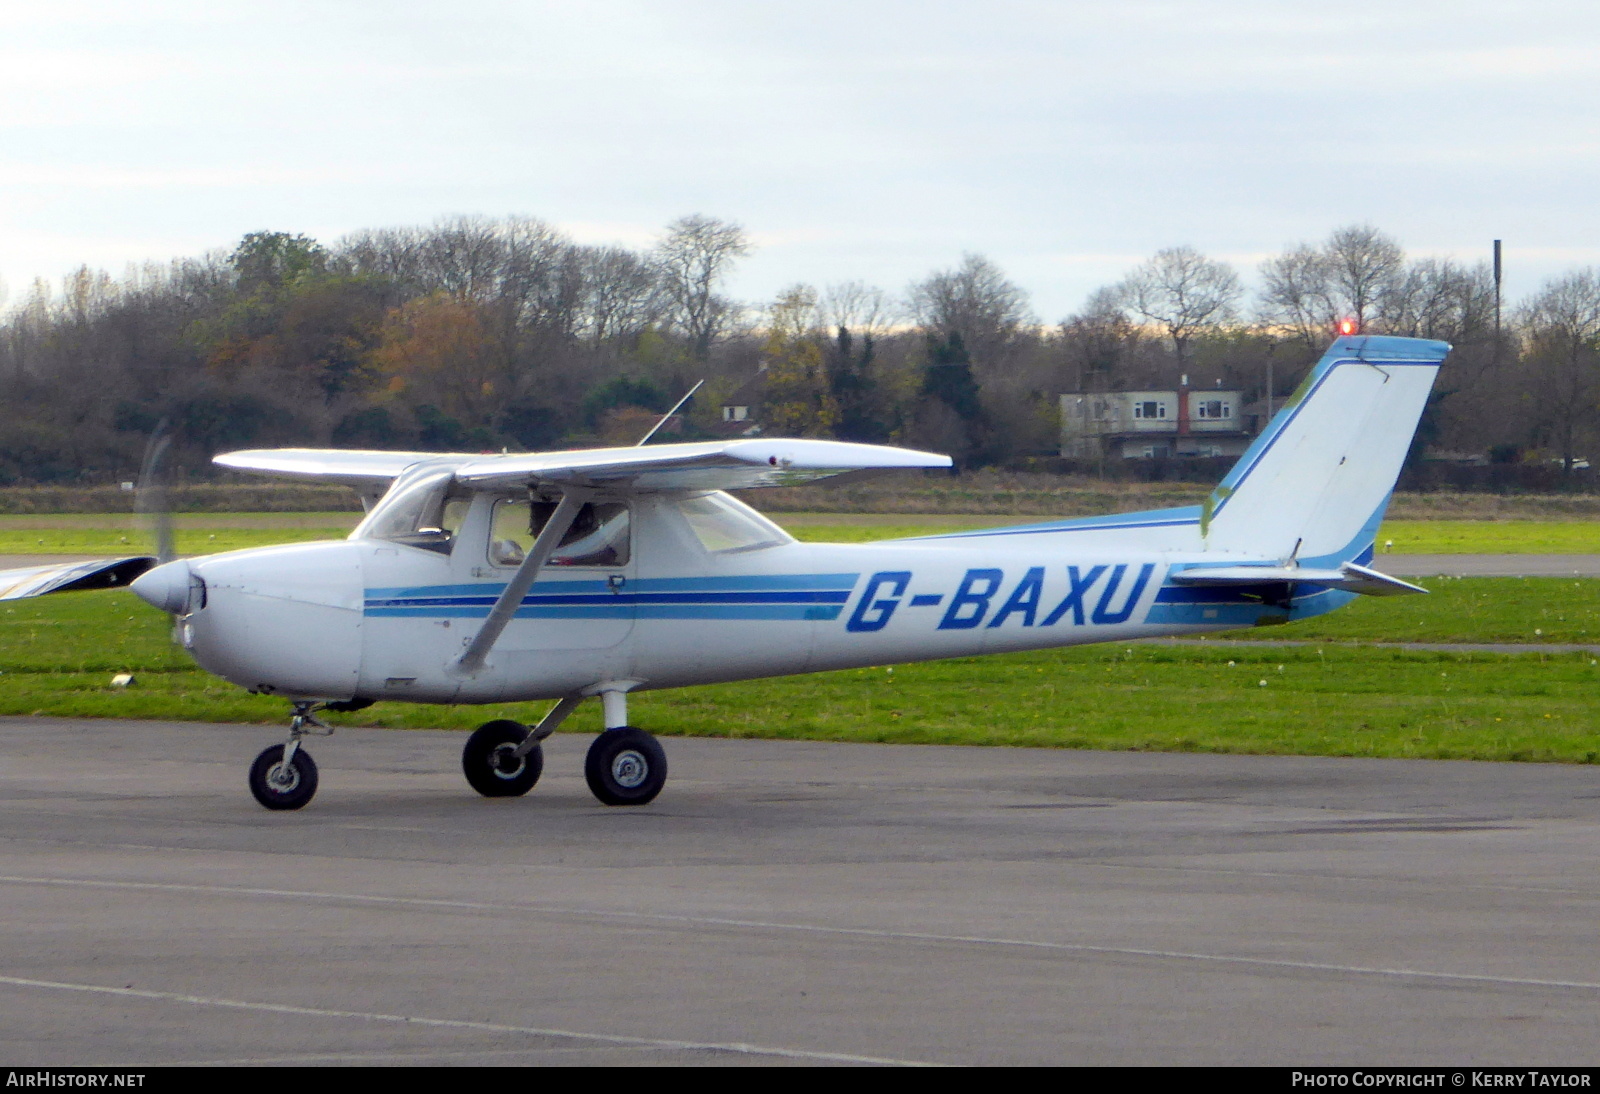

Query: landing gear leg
584 689 667 807
248 700 332 811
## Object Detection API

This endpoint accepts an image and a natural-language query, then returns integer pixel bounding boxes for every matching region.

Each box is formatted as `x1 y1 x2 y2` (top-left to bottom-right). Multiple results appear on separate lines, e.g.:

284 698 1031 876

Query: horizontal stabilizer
1171 561 1427 597
0 556 157 602
1337 561 1431 596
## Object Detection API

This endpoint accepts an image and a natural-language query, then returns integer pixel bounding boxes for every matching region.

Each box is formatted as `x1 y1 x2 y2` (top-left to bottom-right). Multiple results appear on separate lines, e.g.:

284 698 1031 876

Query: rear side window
678 493 791 554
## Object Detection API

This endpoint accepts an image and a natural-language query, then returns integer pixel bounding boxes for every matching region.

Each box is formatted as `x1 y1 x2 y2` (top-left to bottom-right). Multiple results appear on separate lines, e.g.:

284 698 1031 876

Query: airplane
0 334 1449 811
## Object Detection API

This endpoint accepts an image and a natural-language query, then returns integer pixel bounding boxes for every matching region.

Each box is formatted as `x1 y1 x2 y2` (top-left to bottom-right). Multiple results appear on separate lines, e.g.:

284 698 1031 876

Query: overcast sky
3 0 1597 320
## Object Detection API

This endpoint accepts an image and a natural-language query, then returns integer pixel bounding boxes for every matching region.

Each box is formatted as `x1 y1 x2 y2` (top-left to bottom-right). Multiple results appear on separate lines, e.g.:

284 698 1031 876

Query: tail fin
1201 335 1449 565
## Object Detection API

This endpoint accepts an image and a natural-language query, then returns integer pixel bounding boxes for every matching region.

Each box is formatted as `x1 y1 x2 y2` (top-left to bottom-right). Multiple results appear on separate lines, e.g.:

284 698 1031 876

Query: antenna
635 380 704 447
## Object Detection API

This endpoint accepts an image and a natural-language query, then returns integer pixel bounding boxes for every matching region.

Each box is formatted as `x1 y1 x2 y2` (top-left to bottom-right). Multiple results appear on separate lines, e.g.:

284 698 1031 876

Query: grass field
0 513 358 556
0 513 1596 556
1223 575 1599 644
2 579 1596 763
780 517 1597 554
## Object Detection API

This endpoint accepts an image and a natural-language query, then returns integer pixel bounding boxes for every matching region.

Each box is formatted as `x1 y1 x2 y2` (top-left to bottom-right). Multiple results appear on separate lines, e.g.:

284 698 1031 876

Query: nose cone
131 559 193 614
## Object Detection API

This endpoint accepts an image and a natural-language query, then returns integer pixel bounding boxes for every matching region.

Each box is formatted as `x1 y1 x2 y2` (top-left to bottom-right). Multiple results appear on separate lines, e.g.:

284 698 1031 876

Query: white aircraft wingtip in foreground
3 334 1450 810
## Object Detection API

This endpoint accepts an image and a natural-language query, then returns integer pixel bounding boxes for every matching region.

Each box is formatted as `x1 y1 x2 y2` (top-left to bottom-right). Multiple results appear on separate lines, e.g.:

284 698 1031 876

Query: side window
679 492 790 553
489 499 630 568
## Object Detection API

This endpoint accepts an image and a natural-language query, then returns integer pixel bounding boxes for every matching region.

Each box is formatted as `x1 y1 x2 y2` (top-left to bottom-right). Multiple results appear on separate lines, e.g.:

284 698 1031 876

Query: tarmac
1381 554 1600 577
3 718 1600 1066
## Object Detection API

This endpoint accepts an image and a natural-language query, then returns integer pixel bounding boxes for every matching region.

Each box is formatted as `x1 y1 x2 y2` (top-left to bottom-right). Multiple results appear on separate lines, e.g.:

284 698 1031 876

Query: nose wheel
248 700 336 811
249 742 319 810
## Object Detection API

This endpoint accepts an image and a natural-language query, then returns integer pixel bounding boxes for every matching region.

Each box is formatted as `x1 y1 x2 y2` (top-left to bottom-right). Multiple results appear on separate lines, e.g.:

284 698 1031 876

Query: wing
213 448 455 489
451 438 951 492
217 439 953 495
0 556 157 602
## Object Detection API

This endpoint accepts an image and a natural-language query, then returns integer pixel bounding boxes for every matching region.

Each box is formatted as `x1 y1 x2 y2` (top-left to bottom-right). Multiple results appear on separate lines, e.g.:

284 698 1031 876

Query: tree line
0 217 1594 484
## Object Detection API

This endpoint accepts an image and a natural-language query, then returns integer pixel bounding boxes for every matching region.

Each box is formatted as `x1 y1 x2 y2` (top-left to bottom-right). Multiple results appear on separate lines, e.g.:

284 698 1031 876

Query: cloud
3 1 1600 318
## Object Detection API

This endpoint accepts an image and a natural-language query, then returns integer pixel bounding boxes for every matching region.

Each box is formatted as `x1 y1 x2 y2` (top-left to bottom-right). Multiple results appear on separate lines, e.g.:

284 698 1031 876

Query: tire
248 744 319 811
463 720 542 798
584 727 666 806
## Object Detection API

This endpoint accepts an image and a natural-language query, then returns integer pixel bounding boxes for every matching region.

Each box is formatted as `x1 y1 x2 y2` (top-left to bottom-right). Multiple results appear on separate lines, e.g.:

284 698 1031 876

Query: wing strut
452 491 586 676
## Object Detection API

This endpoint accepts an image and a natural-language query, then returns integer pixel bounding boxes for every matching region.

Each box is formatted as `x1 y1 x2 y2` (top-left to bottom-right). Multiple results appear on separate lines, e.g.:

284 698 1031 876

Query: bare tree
1381 259 1495 343
335 226 428 294
1258 225 1405 340
1520 269 1600 475
579 246 665 344
1258 243 1332 349
908 253 1033 375
1117 246 1241 374
655 214 751 360
821 280 895 341
1324 224 1404 330
414 217 507 302
1058 285 1142 391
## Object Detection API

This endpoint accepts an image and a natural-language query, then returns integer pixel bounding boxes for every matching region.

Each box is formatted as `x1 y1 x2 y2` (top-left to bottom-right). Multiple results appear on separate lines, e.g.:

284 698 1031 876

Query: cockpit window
353 467 471 554
489 499 630 568
678 492 791 554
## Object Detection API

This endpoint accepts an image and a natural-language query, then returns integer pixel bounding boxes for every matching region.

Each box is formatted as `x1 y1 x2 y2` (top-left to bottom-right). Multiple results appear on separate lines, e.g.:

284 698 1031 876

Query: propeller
135 421 175 566
128 422 200 620
0 424 176 608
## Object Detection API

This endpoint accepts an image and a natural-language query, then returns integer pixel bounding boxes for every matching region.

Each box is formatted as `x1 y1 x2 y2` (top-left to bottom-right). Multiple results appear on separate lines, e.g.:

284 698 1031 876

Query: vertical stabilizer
1201 335 1449 565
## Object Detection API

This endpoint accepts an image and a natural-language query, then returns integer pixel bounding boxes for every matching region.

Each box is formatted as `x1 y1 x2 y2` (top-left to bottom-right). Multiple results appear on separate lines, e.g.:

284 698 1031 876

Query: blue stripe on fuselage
363 573 860 621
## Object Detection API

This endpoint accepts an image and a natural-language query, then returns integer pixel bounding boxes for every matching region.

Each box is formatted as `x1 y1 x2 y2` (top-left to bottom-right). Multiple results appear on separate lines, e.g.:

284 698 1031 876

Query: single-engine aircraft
1 335 1449 810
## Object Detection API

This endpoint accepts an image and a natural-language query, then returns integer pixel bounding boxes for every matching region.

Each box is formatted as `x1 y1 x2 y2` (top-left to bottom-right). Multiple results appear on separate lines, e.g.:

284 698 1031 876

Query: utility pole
1493 239 1503 366
1264 340 1276 424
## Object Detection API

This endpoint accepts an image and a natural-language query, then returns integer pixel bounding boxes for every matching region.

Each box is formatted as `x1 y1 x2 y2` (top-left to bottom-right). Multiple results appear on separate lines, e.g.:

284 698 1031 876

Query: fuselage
145 489 1353 705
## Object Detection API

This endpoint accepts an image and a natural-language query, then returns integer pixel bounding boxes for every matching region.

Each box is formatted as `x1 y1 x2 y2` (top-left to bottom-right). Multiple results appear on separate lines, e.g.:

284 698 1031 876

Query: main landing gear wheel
584 727 667 806
463 719 543 798
248 744 319 811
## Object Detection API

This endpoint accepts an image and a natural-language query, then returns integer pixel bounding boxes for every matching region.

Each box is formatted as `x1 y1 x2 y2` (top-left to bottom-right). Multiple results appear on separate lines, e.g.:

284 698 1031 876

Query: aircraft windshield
678 493 791 553
489 499 630 568
354 468 472 554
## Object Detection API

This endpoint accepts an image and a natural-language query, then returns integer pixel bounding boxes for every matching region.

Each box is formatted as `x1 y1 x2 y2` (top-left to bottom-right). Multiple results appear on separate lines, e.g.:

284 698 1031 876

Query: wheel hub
611 750 648 789
266 763 299 793
491 744 525 778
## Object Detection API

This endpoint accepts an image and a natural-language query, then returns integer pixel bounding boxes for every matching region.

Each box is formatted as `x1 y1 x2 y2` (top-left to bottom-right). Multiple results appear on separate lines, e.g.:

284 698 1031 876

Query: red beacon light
1338 317 1359 336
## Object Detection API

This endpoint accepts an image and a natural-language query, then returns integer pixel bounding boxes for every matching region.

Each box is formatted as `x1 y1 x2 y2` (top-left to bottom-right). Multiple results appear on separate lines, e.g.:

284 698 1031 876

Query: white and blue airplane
2 334 1449 810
